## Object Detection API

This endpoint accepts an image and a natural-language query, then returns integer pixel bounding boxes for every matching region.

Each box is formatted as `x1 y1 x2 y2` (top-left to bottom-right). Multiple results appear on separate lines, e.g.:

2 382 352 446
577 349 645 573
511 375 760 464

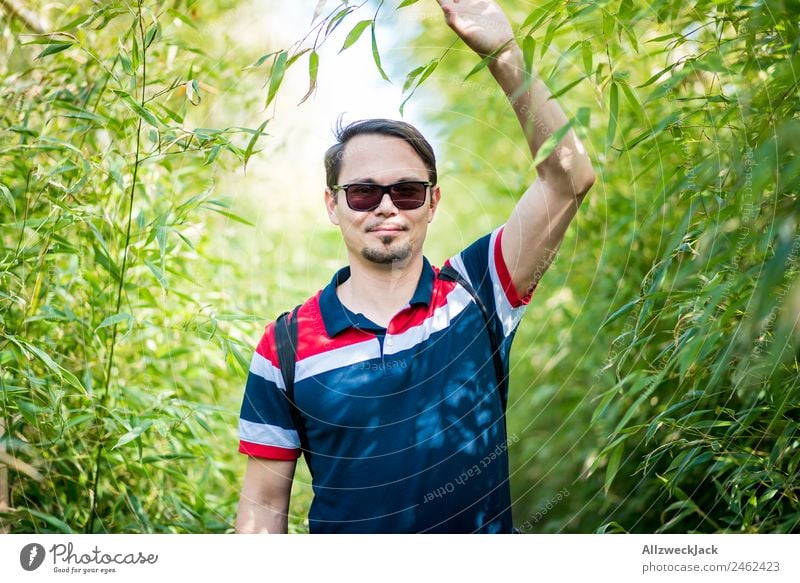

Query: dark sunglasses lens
390 183 427 209
344 182 428 211
346 185 382 211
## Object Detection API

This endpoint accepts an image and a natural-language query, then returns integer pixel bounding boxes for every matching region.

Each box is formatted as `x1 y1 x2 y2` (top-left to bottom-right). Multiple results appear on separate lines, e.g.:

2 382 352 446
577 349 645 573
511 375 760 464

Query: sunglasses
333 181 433 212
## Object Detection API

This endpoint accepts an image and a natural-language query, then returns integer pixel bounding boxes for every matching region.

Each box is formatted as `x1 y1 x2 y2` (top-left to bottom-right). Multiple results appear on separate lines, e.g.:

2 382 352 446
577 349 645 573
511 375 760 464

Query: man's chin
361 242 413 265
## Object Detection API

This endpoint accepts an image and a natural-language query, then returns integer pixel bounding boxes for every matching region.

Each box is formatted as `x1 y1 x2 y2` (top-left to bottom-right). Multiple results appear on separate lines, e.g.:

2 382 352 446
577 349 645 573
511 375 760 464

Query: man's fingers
434 0 453 21
434 0 459 29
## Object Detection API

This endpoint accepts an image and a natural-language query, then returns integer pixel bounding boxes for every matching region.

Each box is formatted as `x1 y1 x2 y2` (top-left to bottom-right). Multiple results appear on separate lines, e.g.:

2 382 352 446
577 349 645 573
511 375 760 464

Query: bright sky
210 0 447 219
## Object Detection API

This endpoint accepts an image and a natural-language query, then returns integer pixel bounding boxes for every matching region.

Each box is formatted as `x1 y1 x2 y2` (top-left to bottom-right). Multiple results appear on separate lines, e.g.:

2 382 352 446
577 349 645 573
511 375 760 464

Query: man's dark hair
324 118 437 190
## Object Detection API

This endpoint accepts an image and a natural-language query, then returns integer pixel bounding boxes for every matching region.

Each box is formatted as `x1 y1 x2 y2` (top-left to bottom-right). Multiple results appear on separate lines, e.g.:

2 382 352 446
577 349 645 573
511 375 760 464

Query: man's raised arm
437 0 595 299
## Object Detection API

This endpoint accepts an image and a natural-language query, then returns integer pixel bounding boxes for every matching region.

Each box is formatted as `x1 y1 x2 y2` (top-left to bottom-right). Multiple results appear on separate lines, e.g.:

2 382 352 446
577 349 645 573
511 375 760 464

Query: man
235 0 594 534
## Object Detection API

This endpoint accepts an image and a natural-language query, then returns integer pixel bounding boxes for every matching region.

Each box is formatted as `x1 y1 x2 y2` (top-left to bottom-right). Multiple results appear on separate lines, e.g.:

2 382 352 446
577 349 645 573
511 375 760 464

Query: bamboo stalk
0 418 8 534
0 0 49 34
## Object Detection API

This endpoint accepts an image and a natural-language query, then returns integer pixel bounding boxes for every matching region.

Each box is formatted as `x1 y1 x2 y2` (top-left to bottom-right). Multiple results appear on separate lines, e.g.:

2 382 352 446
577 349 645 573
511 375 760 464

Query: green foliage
403 0 799 533
0 0 271 533
2 0 797 535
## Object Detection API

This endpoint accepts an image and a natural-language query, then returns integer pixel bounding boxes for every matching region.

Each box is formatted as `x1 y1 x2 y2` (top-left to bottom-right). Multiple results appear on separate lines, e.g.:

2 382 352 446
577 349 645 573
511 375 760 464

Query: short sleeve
445 225 534 339
237 323 302 460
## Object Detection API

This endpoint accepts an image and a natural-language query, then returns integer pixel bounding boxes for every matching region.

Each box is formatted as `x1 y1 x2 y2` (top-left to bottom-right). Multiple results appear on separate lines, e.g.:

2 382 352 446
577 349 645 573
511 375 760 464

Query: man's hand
436 0 515 58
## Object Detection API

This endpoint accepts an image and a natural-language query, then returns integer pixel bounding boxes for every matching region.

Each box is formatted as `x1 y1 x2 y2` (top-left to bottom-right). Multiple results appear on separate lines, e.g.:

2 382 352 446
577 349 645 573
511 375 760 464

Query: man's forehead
341 133 418 154
338 134 428 177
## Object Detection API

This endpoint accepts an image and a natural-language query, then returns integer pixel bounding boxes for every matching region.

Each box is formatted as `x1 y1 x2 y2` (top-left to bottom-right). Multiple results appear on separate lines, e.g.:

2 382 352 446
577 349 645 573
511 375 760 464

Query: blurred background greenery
0 0 797 533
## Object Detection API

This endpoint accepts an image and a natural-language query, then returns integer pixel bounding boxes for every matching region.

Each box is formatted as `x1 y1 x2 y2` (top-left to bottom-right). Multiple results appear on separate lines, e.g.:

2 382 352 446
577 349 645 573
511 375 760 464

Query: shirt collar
319 257 435 338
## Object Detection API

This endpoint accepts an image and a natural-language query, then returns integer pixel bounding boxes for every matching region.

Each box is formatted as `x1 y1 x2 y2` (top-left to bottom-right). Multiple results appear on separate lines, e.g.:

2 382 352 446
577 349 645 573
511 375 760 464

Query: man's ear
428 185 441 223
325 188 340 226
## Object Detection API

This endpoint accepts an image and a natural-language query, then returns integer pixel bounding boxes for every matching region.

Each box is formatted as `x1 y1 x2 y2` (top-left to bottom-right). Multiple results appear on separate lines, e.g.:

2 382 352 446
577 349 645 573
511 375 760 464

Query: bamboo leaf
618 79 644 121
581 40 593 76
595 522 628 534
549 75 586 99
540 17 559 58
647 32 683 43
576 106 590 129
113 421 153 450
243 119 270 174
326 7 354 37
145 23 159 49
186 79 201 105
131 27 140 71
204 205 256 227
245 50 279 70
299 50 319 105
60 110 106 124
606 81 619 146
312 0 328 23
400 59 438 115
144 259 168 288
340 19 372 52
92 240 120 281
532 120 574 167
604 443 624 494
402 64 426 94
36 41 73 59
25 509 74 533
0 183 14 215
120 47 134 76
96 313 133 331
6 336 85 394
265 51 289 108
522 35 536 93
601 299 639 329
166 8 198 30
592 387 620 423
286 48 311 69
156 225 168 263
636 61 680 88
204 145 221 166
522 0 559 32
113 89 162 128
464 39 513 80
371 23 390 82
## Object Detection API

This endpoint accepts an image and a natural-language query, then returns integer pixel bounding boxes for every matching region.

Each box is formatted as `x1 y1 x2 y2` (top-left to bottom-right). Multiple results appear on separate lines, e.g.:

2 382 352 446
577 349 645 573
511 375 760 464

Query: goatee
361 239 413 264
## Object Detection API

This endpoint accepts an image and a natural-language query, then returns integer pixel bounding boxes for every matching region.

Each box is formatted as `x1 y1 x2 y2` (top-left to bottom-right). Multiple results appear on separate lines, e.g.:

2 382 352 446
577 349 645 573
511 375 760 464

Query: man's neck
337 254 425 328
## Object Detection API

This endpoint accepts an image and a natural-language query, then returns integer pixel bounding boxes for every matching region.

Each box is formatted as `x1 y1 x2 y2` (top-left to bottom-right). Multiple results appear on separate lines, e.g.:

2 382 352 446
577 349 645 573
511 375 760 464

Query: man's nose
374 192 398 214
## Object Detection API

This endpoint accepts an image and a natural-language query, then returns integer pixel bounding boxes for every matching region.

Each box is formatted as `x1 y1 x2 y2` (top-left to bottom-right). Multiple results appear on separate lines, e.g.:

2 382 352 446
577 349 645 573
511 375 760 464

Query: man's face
325 134 440 268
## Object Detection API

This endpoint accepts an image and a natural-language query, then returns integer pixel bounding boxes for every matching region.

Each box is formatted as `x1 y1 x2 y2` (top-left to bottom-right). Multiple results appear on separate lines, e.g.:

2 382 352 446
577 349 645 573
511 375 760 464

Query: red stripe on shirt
387 269 458 334
255 325 280 367
296 293 376 359
255 292 375 363
239 440 301 460
495 227 534 307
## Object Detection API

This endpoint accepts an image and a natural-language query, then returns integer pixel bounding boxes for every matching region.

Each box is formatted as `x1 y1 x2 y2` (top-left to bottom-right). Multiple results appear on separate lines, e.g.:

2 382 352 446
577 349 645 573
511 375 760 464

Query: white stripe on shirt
239 418 300 448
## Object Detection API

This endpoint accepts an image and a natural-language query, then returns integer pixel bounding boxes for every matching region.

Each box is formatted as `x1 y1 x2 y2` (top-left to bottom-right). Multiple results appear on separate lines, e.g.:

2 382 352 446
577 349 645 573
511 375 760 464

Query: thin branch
85 0 147 534
0 418 8 534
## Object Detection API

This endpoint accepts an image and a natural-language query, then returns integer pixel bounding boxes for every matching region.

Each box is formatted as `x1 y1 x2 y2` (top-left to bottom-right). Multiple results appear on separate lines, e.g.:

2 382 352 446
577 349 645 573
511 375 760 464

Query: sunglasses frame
332 181 433 212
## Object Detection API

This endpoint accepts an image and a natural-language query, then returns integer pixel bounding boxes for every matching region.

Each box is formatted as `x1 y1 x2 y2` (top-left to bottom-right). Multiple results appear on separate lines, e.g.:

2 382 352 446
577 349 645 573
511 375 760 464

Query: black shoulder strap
275 305 299 400
274 305 310 460
438 264 509 411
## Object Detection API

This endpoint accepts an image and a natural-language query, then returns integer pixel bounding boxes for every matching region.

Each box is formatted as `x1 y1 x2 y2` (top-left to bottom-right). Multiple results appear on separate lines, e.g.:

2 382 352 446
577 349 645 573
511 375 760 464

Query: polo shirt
238 226 533 533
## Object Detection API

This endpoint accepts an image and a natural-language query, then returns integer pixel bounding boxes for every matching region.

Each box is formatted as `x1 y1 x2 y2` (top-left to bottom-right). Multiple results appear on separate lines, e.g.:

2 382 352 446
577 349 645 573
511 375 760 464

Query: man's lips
368 224 407 234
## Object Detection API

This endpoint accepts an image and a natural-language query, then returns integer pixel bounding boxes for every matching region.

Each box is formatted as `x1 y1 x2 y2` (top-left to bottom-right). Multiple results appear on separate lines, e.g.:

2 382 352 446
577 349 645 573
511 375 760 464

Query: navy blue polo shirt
238 226 533 533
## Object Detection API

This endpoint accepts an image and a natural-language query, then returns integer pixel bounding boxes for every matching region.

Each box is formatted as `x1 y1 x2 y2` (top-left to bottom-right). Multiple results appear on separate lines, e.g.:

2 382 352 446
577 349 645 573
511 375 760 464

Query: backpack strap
438 264 509 411
274 305 310 462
